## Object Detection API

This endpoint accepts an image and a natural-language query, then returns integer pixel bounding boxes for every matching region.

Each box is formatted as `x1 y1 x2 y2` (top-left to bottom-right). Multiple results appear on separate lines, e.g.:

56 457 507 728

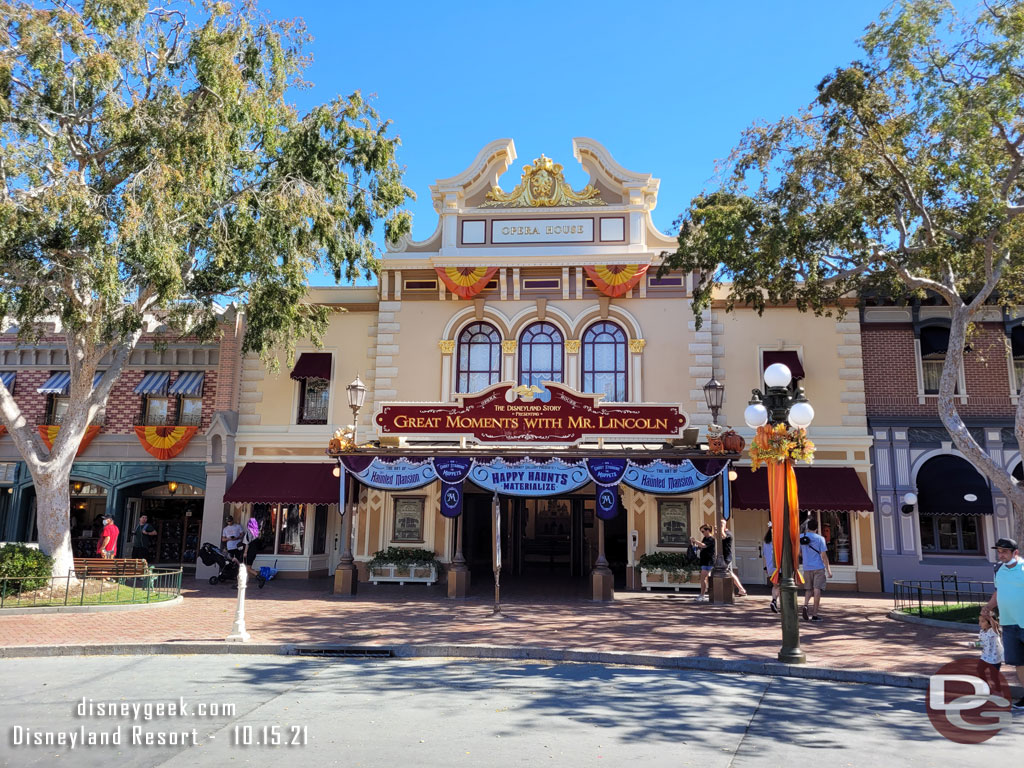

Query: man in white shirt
800 518 832 621
221 516 243 554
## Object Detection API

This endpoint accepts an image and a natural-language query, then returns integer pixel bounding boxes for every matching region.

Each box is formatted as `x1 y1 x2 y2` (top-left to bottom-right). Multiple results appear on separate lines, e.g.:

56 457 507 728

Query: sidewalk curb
0 596 183 615
888 610 977 632
0 641 931 690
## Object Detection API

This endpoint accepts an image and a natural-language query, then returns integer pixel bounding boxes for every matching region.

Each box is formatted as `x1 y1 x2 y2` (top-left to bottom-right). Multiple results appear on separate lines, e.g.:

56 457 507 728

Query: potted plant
368 547 439 585
638 550 700 591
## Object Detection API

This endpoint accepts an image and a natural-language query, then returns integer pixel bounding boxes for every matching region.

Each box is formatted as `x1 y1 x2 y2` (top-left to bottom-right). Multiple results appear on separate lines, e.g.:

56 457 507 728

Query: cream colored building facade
213 138 880 594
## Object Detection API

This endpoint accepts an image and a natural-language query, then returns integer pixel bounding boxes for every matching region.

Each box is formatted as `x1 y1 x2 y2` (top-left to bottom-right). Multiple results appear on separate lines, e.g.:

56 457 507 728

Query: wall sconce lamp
901 492 917 515
168 481 178 495
72 481 83 494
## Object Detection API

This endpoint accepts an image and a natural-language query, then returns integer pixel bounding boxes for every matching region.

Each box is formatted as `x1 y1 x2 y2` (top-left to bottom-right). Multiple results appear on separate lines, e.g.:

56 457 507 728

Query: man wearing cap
981 537 1024 710
96 515 119 560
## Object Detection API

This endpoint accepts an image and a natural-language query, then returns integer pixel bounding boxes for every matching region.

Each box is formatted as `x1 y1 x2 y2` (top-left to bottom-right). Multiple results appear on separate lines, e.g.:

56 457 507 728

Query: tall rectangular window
178 396 202 426
298 379 329 424
143 396 168 425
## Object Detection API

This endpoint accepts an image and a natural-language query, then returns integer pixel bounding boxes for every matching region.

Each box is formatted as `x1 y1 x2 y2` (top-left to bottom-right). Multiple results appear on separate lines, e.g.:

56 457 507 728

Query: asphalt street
0 655 1018 767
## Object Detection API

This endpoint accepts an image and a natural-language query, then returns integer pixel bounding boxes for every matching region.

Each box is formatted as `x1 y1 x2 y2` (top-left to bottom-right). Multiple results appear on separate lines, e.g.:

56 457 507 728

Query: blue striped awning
133 371 170 396
37 371 71 395
169 371 205 396
37 371 103 395
0 372 14 392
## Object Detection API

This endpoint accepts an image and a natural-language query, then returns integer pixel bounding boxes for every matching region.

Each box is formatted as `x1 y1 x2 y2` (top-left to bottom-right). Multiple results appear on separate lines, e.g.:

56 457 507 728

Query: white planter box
640 567 700 592
369 563 438 586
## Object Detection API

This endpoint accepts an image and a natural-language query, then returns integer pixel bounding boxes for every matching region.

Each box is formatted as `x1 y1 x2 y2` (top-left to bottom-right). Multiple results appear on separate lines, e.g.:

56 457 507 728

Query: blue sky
256 0 894 284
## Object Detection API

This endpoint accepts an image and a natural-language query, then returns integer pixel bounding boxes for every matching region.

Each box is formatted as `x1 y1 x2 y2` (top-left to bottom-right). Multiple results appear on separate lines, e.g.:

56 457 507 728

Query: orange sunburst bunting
37 424 101 456
435 267 499 299
134 425 199 460
584 264 650 297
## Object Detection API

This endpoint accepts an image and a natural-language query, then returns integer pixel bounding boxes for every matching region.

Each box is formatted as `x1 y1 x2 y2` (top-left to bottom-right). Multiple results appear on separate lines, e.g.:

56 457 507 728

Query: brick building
0 308 243 567
863 300 1024 588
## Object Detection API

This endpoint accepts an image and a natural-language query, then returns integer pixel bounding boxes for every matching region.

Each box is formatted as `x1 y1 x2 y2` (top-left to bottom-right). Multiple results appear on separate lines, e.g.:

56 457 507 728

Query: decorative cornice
502 340 517 355
565 339 581 354
438 340 455 354
482 155 606 208
629 338 646 354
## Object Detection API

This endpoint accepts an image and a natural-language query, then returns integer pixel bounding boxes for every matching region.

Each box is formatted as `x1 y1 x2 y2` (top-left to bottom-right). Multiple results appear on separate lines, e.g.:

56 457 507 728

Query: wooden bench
72 558 149 578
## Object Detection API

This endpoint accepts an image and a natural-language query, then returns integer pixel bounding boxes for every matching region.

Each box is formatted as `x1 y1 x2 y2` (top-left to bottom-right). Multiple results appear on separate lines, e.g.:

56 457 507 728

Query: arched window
519 322 564 387
582 321 628 401
456 322 501 393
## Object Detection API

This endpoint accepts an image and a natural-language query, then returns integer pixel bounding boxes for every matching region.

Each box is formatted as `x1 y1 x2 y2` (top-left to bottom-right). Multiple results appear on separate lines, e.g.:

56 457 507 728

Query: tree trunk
938 307 1024 543
31 466 75 577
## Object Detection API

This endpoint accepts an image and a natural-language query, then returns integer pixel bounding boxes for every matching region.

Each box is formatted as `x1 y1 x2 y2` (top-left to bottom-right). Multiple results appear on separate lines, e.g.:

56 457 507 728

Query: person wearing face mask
981 537 1024 711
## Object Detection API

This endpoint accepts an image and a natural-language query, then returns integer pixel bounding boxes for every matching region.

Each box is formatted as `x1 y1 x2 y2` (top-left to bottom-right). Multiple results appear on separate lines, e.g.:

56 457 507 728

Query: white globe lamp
763 363 793 389
787 401 815 429
743 402 769 428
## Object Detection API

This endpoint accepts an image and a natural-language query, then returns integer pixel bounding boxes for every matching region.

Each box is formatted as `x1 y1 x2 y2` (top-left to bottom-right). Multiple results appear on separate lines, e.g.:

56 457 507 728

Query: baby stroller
199 542 239 585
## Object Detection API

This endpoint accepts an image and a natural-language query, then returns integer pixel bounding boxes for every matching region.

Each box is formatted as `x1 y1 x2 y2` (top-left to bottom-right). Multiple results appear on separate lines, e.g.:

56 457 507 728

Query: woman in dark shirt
690 525 715 602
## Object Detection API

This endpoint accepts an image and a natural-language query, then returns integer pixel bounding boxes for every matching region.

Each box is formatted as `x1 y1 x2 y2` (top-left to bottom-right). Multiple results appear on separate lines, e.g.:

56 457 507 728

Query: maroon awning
762 350 805 380
224 462 339 504
731 466 873 513
290 352 332 381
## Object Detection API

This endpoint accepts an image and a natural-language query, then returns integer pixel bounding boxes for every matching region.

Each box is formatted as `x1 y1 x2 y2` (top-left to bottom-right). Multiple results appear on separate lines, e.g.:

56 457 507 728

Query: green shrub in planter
0 544 54 597
638 550 699 576
369 547 438 568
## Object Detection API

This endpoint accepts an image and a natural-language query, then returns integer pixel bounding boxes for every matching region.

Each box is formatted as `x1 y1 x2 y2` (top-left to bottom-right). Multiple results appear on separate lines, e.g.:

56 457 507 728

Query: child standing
978 612 1004 668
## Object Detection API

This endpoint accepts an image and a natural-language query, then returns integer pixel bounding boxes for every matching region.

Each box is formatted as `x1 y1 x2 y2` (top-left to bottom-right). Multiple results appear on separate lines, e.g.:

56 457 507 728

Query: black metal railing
892 576 993 617
0 567 183 608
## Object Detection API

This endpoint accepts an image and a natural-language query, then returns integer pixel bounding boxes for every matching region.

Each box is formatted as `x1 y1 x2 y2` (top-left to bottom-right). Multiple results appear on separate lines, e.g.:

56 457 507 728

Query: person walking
233 517 267 588
96 515 119 560
800 518 831 621
130 515 157 559
691 524 715 602
763 525 780 613
221 515 243 556
981 537 1024 710
720 519 747 597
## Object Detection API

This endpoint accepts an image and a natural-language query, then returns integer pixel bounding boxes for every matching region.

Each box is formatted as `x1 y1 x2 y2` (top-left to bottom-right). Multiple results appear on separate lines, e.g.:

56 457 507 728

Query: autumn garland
749 423 815 469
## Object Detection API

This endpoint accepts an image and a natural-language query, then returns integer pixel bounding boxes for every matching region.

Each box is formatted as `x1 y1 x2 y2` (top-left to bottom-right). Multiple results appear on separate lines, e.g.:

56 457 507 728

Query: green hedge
638 550 699 573
0 544 54 596
369 547 438 567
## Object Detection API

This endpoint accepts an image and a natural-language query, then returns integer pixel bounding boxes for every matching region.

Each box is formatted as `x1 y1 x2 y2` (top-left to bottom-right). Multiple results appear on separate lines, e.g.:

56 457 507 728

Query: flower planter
369 563 438 586
640 567 699 592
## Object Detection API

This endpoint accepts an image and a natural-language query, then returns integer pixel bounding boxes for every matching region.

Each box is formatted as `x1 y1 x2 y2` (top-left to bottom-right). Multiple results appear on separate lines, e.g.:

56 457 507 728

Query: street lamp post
743 363 814 664
702 377 732 604
334 375 367 597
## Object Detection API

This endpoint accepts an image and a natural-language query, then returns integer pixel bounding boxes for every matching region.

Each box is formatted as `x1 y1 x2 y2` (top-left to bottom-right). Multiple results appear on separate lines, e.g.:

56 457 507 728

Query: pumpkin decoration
722 430 746 454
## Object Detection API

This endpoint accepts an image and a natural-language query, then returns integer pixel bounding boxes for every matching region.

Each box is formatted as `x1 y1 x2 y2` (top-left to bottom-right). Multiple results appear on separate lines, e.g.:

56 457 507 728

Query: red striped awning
731 466 873 513
224 462 339 505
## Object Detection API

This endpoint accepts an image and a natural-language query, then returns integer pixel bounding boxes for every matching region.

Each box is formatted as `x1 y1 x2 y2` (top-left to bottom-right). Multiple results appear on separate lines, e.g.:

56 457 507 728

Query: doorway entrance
460 493 628 593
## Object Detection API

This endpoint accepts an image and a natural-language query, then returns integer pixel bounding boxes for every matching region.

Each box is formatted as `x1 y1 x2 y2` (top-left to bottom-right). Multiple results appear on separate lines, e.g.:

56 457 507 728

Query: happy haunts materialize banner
340 456 726 518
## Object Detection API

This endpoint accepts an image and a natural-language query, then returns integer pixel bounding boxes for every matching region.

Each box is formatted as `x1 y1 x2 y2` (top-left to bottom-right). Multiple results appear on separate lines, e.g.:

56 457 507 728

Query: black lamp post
702 377 731 603
744 363 814 664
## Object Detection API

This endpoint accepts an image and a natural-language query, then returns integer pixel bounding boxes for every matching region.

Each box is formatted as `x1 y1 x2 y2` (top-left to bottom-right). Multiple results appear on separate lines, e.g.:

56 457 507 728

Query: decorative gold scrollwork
482 155 606 208
565 339 581 354
629 338 646 354
501 340 518 355
438 339 456 354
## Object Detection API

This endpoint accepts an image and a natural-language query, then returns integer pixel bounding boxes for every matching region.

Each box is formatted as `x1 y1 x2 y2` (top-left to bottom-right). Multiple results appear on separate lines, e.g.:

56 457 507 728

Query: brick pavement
0 577 983 678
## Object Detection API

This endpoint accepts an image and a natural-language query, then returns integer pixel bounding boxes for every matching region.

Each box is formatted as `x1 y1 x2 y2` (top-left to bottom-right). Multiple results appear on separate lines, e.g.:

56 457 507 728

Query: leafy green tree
0 0 412 576
664 0 1024 543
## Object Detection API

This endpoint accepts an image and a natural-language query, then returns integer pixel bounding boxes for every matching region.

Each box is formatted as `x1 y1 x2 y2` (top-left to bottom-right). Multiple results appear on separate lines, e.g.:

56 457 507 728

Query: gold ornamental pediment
482 155 606 208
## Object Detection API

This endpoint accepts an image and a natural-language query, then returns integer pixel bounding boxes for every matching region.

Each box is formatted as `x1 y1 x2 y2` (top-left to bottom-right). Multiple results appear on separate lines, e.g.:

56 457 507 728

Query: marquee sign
375 382 688 446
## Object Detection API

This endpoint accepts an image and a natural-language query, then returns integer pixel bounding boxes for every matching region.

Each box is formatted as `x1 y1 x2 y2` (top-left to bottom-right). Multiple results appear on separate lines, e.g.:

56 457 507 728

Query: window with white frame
1012 325 1024 394
581 321 627 401
919 325 957 395
456 322 501 393
519 322 564 387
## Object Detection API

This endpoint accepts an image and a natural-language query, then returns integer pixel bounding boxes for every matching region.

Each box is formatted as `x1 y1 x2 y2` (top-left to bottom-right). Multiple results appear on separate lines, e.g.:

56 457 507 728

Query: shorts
700 565 713 572
1004 624 1024 666
803 569 827 591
